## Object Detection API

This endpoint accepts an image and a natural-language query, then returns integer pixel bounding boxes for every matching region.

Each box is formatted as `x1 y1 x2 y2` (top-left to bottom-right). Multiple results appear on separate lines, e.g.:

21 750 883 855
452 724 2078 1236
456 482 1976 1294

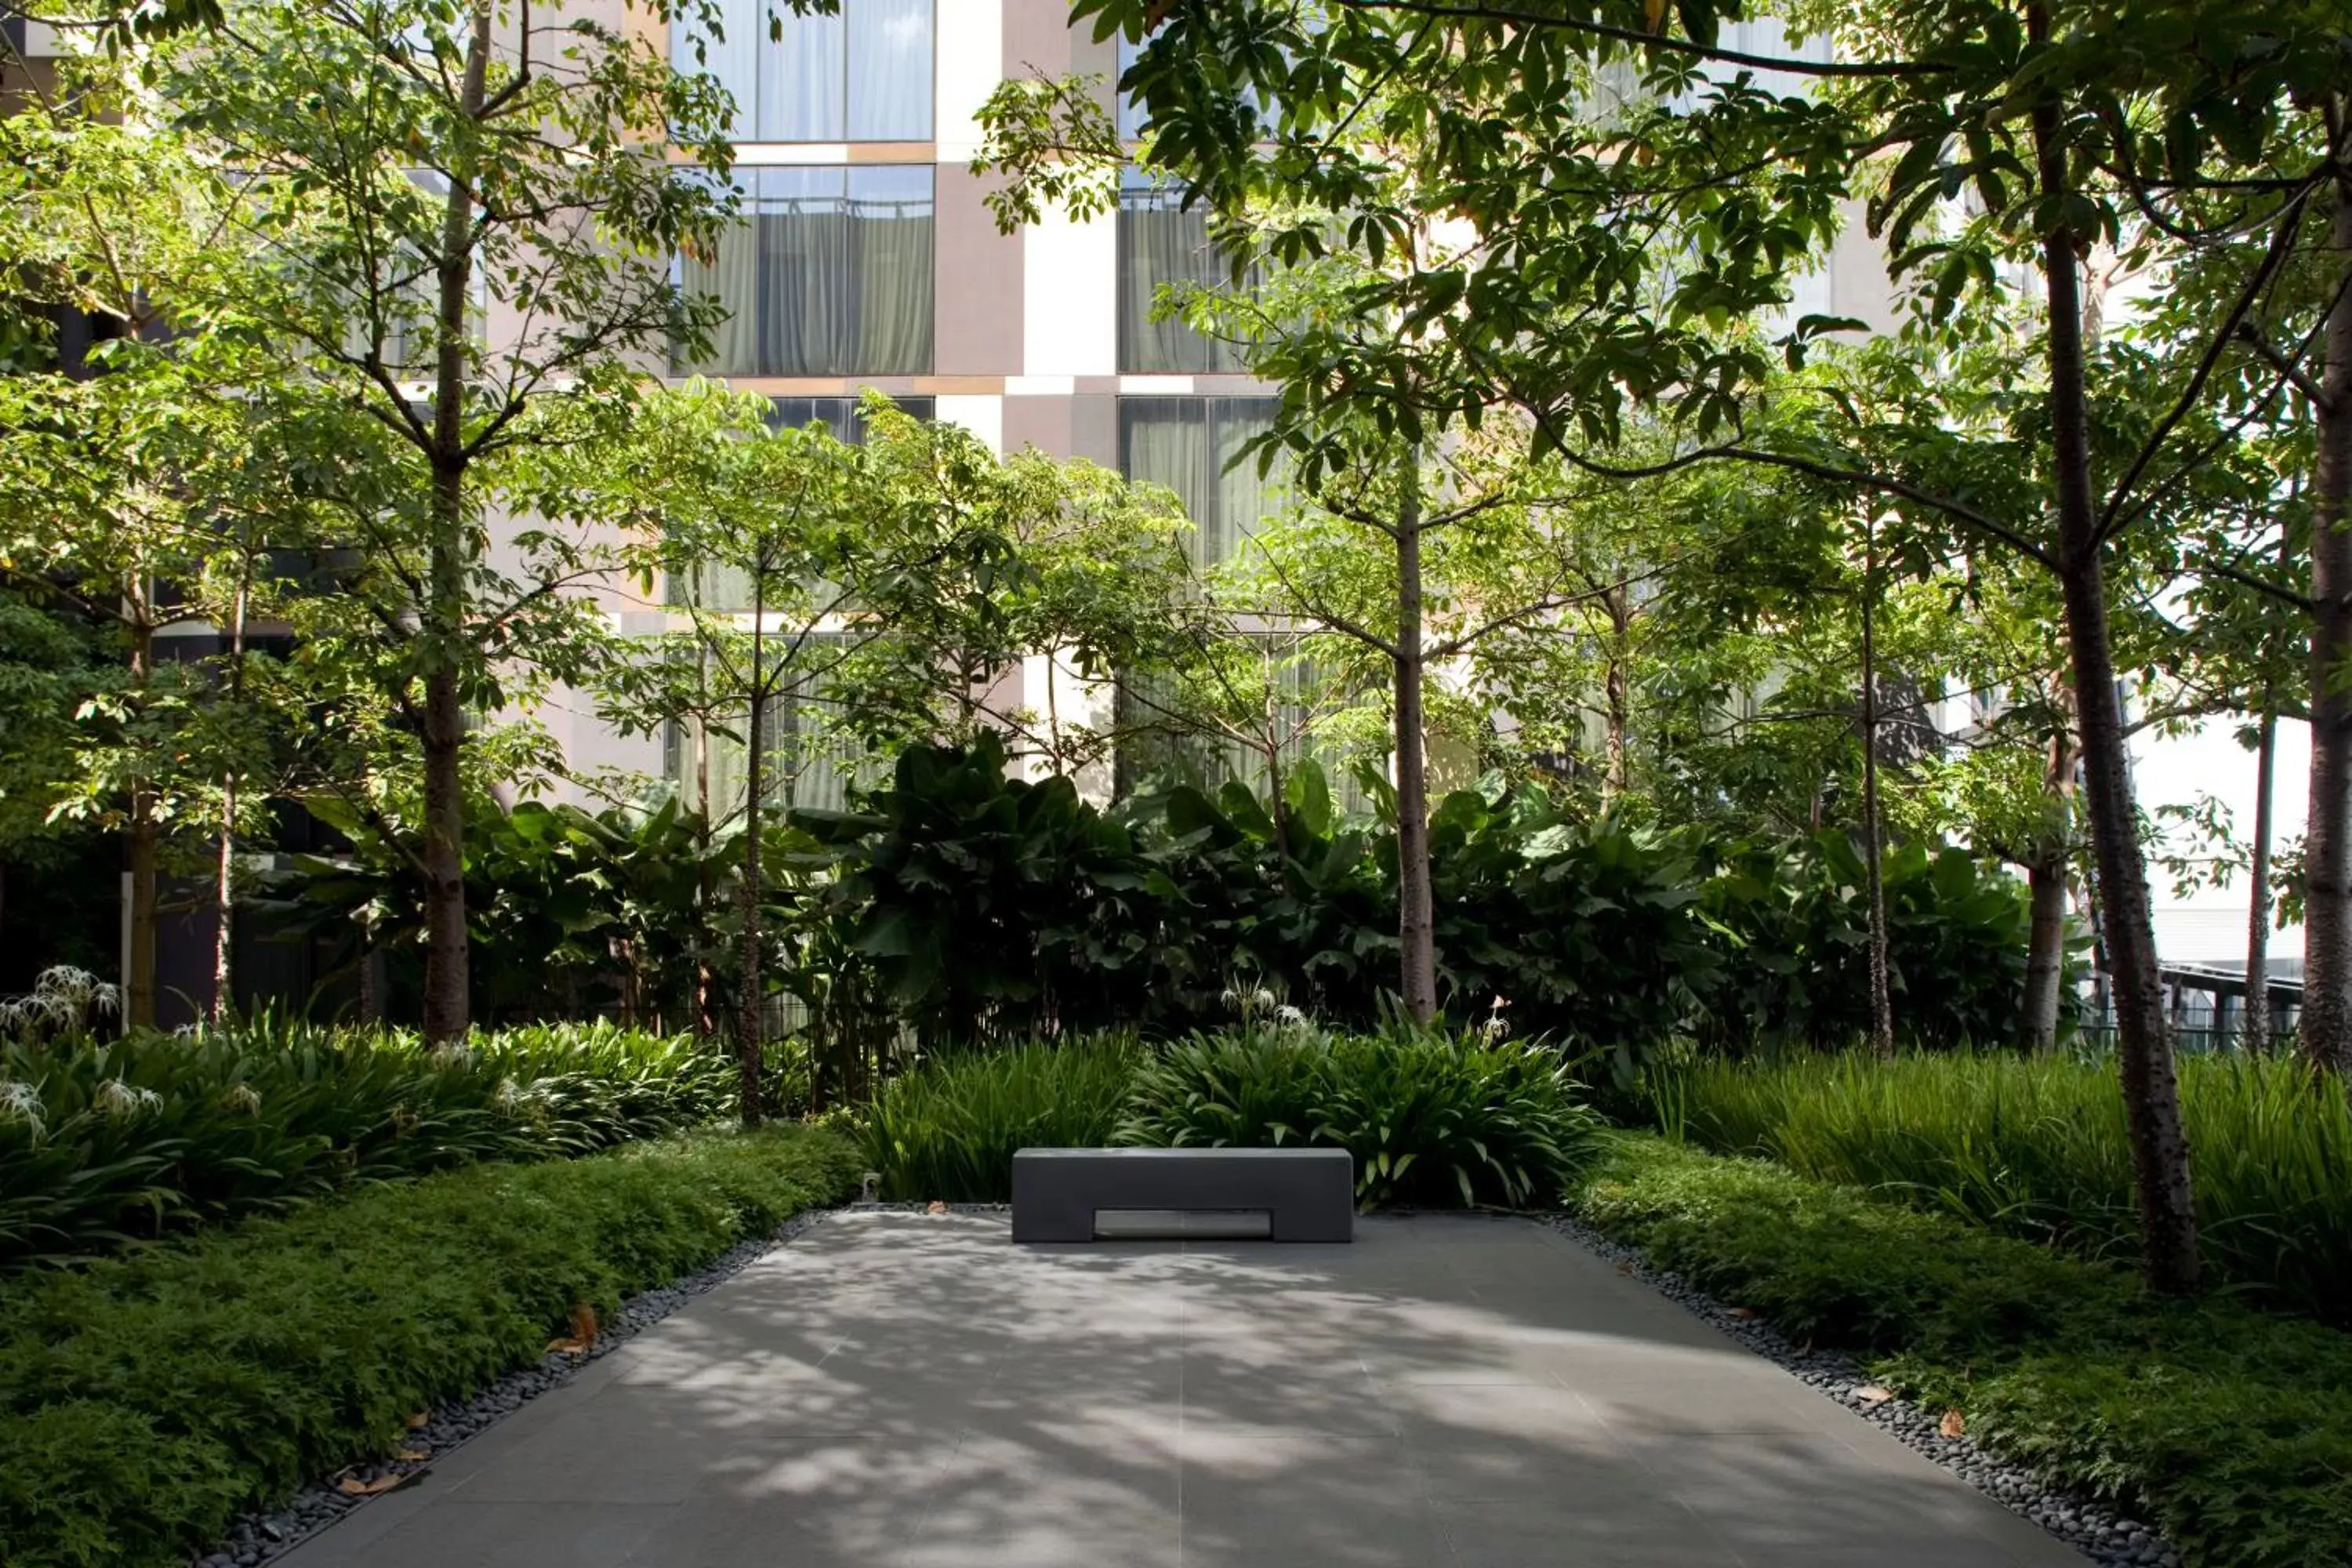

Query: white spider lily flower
0 1079 43 1135
94 1080 162 1119
219 1083 264 1116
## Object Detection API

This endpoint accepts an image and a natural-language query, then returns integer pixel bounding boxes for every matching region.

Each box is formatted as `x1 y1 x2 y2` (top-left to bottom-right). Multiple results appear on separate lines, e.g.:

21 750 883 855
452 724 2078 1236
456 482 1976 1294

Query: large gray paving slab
276 1210 2087 1567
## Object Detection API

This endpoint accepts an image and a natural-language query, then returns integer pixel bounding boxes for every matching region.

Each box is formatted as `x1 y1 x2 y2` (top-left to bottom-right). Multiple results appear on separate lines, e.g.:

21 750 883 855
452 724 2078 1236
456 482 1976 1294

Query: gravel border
1543 1211 2181 1568
191 1205 844 1568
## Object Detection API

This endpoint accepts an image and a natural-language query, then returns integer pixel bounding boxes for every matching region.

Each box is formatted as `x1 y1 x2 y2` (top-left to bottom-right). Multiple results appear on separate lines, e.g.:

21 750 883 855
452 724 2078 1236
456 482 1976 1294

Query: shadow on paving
276 1212 2087 1568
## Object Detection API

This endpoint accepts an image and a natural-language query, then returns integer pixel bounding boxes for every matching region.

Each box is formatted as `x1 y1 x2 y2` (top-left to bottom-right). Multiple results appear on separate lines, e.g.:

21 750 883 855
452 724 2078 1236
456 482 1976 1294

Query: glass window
1118 396 1280 568
676 166 935 378
765 394 935 442
677 0 932 142
1119 169 1252 374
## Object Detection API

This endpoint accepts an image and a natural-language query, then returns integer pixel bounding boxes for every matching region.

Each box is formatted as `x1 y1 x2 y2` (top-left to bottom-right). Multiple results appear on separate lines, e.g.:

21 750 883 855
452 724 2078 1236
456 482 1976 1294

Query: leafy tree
577 383 876 1123
981 0 2352 1291
149 0 739 1044
828 401 1194 783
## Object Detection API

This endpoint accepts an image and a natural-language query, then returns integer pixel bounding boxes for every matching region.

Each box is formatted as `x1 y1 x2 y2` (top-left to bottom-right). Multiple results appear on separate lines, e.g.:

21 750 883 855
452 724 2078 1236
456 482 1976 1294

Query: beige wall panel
936 164 1024 375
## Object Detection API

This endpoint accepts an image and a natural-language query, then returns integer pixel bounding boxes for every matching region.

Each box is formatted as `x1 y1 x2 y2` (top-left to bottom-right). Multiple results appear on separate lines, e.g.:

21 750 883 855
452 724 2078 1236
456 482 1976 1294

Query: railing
2075 964 2304 1054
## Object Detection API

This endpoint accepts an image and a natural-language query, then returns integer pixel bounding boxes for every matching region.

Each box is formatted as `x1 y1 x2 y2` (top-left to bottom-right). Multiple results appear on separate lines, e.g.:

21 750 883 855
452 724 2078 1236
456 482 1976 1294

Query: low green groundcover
1573 1135 2352 1568
0 1124 861 1568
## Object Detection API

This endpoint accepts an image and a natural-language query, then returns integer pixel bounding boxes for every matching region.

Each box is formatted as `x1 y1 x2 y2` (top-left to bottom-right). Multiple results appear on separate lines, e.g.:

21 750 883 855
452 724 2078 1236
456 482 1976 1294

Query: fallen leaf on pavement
927 1200 948 1214
1853 1385 1895 1405
336 1472 406 1497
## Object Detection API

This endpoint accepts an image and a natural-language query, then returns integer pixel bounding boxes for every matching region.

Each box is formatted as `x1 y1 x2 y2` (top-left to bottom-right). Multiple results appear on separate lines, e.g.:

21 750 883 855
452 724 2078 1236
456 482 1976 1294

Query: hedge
0 1124 862 1568
1571 1135 2352 1568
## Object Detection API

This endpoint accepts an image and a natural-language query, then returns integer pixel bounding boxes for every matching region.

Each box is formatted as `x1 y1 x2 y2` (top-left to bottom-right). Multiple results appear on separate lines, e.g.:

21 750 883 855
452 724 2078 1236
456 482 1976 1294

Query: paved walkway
281 1212 2084 1567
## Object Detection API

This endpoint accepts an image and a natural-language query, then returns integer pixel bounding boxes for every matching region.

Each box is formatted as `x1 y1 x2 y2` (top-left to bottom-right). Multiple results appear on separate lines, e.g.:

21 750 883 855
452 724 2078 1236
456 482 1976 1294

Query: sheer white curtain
848 0 932 139
673 0 758 136
760 5 844 139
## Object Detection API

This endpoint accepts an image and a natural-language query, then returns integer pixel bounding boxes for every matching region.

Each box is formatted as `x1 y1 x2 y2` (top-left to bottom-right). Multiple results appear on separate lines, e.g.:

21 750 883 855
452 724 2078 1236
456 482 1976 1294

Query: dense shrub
865 1024 1601 1209
863 1037 1138 1201
1645 1051 2352 1324
1573 1136 2352 1568
0 1124 860 1568
1120 1024 1602 1207
788 741 2052 1056
267 793 725 1028
0 1021 737 1266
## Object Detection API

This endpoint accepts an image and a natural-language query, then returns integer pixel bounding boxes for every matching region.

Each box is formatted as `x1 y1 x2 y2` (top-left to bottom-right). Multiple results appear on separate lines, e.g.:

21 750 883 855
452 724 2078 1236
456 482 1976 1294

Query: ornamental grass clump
862 1036 1138 1201
0 1019 737 1268
1119 1022 1602 1209
1653 1050 2352 1323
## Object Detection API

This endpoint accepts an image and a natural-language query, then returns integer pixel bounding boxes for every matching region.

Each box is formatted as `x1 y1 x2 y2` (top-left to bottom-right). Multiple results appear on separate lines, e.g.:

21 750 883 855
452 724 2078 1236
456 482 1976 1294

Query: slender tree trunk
2024 703 2082 1052
695 713 718 1038
1393 470 1437 1025
212 567 250 1024
2245 704 2279 1051
419 662 470 1044
2302 187 2352 1076
1859 517 1894 1058
733 570 769 1127
1604 588 1631 799
2024 857 2070 1049
418 4 490 1047
126 804 158 1032
125 614 157 1031
2032 61 2201 1292
357 919 383 1026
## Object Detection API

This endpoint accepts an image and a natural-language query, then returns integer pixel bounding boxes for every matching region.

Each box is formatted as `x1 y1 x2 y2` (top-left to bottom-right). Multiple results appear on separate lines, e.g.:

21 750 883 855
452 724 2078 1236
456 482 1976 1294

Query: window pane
1118 169 1248 373
1120 397 1279 568
674 172 763 376
673 0 760 137
675 168 931 379
848 0 933 139
1210 397 1279 564
1120 397 1212 564
848 166 935 374
759 5 844 139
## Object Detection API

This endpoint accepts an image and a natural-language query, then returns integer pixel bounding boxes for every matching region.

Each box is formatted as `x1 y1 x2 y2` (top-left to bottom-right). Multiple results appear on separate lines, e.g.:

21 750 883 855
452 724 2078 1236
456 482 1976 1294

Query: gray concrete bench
1011 1147 1354 1243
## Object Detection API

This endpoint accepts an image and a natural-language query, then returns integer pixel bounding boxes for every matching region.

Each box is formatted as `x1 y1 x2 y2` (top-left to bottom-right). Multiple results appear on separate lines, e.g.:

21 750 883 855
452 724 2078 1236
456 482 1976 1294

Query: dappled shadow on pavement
276 1212 2084 1568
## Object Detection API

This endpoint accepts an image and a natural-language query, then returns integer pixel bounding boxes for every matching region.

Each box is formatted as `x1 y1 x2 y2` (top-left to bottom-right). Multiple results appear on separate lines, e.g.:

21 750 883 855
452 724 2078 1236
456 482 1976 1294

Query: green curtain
1211 399 1279 562
854 169 934 373
1120 398 1214 566
677 205 760 376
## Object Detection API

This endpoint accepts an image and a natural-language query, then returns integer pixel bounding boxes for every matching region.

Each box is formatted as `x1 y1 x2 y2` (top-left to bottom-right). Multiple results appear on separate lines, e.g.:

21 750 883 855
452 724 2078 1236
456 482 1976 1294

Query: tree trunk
695 710 718 1038
213 567 250 1024
417 3 490 1047
125 799 158 1033
2302 188 2352 1076
2024 855 2070 1050
121 608 158 1031
1859 515 1894 1058
2024 703 2082 1052
2032 64 2201 1292
733 569 769 1128
419 663 470 1044
1604 586 1631 799
2245 703 2279 1051
1393 470 1437 1025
